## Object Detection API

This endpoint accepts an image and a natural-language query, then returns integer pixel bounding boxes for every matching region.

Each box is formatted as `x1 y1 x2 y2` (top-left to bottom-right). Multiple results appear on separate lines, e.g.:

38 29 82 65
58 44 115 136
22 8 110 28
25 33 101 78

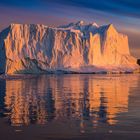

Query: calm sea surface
0 74 140 140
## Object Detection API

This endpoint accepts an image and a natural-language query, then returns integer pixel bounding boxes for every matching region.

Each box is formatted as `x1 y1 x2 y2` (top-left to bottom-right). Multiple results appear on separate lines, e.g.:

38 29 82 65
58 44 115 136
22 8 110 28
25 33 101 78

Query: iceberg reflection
0 74 139 127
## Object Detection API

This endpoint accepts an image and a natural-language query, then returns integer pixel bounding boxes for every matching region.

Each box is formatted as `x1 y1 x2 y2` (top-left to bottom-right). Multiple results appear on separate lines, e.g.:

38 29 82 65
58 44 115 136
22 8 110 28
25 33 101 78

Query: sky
0 0 140 58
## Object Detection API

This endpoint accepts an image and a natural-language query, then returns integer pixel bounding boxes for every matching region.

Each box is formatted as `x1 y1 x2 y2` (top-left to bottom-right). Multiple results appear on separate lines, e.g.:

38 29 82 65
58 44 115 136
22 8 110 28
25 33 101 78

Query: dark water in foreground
0 74 140 140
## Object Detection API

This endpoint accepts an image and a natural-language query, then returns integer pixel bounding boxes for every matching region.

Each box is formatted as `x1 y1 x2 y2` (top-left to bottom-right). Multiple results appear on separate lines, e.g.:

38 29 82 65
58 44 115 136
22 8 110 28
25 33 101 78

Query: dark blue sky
0 0 140 57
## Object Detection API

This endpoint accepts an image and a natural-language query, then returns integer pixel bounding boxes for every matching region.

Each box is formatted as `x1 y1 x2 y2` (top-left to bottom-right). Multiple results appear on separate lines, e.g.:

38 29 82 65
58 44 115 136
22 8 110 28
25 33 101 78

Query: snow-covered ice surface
0 21 139 74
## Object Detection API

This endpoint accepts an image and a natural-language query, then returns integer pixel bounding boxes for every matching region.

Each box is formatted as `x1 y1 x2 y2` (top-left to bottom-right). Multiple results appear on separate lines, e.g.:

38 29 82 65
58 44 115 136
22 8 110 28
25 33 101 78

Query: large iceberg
0 21 139 74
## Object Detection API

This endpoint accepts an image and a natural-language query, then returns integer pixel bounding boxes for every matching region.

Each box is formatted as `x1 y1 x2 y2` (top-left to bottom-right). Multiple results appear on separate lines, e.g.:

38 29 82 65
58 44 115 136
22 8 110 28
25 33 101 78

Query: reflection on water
0 74 140 129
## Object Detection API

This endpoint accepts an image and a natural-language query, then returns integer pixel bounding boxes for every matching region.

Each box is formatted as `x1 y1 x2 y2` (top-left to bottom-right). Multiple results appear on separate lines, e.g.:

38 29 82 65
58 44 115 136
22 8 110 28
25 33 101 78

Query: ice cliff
0 21 139 74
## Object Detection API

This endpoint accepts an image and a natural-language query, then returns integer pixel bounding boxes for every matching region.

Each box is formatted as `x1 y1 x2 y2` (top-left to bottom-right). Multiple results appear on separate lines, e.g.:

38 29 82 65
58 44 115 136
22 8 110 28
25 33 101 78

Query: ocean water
0 74 140 140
